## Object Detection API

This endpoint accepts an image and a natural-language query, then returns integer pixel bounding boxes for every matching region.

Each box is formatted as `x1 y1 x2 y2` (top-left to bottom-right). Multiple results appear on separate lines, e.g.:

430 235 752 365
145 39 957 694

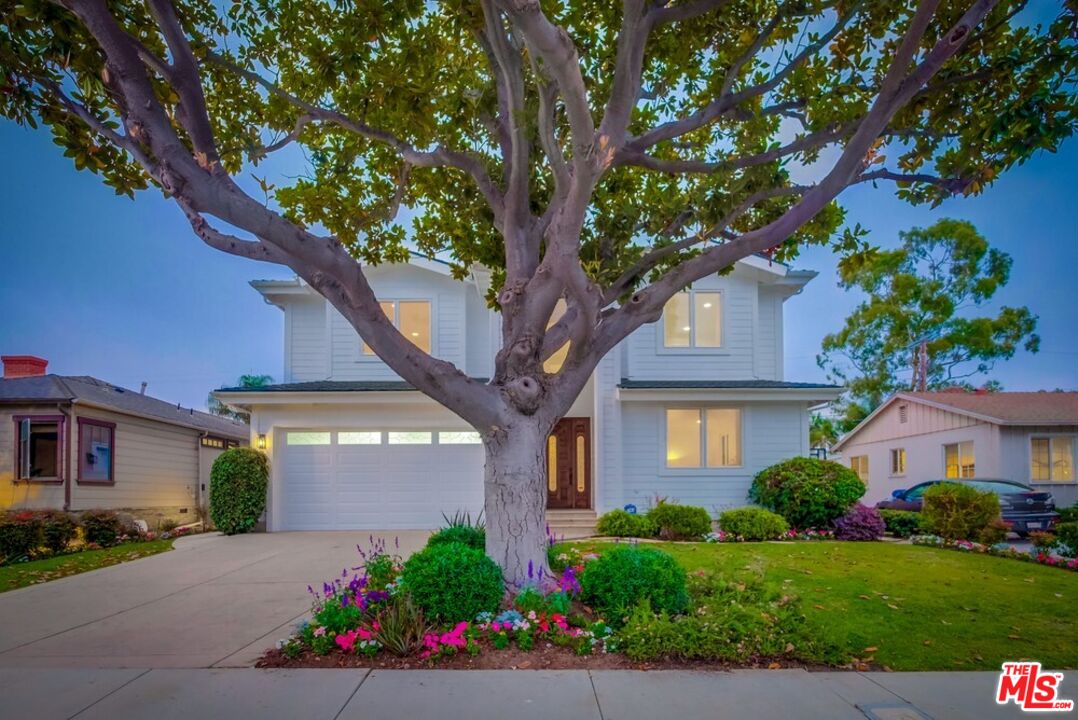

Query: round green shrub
978 518 1010 545
580 546 689 626
426 525 486 550
0 511 44 561
37 510 79 553
749 457 865 529
79 509 125 547
1055 522 1078 557
596 509 656 538
718 507 789 540
402 542 504 622
878 509 922 538
209 447 269 535
920 483 1000 540
646 502 712 540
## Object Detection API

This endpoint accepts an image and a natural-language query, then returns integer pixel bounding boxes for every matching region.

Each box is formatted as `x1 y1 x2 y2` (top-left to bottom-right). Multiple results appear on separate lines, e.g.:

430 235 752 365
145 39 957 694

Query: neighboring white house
214 254 841 532
833 390 1078 506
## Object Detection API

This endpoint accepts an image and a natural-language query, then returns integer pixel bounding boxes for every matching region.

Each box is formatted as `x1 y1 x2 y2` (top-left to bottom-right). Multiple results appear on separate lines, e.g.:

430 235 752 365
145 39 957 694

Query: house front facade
0 356 249 525
215 256 840 532
833 391 1078 507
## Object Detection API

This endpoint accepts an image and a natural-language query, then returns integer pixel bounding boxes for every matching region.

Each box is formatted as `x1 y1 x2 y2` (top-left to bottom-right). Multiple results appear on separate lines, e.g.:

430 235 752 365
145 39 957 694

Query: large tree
2 0 1075 582
818 218 1040 423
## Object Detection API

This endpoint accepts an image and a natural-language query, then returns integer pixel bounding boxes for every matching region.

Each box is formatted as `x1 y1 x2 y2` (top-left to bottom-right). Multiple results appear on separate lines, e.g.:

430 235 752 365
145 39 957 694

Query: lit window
439 431 482 445
1031 437 1074 482
388 431 432 445
890 448 906 476
78 419 115 483
850 455 869 482
339 432 381 445
665 408 741 468
543 299 570 373
362 300 431 355
663 291 721 348
944 441 975 479
16 416 62 481
286 432 331 446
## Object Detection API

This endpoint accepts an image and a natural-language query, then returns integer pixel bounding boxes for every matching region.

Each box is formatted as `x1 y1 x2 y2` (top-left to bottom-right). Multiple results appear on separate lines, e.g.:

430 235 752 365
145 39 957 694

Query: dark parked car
876 479 1059 536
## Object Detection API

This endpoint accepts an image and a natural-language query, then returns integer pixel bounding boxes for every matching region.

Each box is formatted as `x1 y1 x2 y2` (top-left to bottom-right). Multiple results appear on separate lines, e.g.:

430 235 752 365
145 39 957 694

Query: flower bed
705 528 834 543
910 534 1078 571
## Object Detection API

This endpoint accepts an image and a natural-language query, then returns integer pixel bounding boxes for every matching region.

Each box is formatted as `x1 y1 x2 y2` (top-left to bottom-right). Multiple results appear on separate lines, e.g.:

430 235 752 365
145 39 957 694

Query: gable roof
833 390 1078 451
0 375 248 439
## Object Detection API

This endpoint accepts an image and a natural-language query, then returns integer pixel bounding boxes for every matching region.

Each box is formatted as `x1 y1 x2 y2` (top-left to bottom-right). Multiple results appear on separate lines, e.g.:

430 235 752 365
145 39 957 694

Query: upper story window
944 441 975 479
362 300 431 356
663 291 721 348
665 408 741 468
15 415 64 482
1031 436 1074 482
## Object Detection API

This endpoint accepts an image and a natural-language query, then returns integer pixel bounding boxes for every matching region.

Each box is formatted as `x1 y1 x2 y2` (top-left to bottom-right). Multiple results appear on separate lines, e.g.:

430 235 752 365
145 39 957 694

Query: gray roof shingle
0 375 248 438
618 379 841 390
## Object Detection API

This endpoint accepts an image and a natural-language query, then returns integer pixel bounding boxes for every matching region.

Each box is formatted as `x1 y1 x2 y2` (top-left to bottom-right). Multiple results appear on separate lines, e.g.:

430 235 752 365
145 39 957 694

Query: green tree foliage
819 219 1040 421
207 374 273 422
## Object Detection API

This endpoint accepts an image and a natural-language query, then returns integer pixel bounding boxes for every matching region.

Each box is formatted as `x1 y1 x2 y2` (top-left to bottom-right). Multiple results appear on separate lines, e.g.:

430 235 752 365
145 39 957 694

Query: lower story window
665 408 741 468
890 448 906 476
1031 437 1074 482
78 418 115 483
16 416 63 481
850 455 869 482
944 441 975 479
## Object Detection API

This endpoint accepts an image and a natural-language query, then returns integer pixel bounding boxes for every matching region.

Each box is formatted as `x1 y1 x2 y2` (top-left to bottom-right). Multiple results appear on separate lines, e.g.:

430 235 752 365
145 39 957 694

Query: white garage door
277 429 484 530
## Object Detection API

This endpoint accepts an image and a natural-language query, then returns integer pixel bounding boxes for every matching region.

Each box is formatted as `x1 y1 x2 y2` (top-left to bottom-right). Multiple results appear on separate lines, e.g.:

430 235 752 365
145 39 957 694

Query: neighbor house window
665 408 741 468
14 415 64 482
663 291 721 348
1031 437 1074 482
362 300 432 355
850 455 869 482
944 441 975 479
78 418 115 484
890 448 906 476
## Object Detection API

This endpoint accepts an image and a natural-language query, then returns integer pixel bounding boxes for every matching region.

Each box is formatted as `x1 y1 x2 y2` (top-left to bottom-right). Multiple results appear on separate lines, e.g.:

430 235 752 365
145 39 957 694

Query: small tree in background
209 447 269 535
819 219 1040 431
207 374 273 423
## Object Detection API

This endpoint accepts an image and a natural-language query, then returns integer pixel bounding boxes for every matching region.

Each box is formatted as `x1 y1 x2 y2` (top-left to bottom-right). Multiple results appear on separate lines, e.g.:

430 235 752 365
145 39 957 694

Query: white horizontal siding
287 297 328 382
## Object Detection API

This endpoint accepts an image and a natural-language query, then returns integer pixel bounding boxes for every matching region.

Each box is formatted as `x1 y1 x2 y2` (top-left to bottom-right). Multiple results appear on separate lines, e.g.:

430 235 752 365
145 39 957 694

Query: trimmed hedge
920 483 1000 541
879 509 921 538
718 507 788 540
402 542 504 622
749 457 865 529
647 502 711 540
37 510 79 553
596 509 656 538
209 447 269 535
0 511 43 561
80 509 127 547
580 546 688 627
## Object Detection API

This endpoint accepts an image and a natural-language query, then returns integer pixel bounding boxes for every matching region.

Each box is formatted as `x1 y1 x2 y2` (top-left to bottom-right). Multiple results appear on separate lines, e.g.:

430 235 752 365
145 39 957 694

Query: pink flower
313 626 326 637
336 630 359 652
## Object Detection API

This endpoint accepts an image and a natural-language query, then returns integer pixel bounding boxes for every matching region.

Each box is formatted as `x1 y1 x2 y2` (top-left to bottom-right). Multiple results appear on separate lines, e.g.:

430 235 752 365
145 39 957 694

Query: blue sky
1 108 1075 411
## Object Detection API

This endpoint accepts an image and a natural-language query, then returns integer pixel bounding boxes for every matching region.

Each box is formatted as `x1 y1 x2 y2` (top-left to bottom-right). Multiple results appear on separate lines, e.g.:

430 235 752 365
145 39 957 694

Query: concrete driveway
0 531 430 669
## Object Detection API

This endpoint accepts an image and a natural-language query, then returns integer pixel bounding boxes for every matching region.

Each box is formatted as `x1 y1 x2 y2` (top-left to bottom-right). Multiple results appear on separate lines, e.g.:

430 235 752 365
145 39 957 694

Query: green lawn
566 540 1078 671
0 539 174 593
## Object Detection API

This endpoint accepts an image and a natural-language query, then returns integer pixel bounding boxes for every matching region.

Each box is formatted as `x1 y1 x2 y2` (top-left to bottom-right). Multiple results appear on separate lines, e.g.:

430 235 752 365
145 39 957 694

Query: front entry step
547 509 597 540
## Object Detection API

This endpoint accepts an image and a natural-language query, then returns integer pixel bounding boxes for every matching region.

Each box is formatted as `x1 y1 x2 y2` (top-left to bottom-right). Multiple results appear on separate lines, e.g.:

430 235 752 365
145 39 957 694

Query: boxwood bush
596 509 656 538
37 510 79 553
920 483 1000 540
0 511 43 561
79 509 126 547
402 542 504 622
749 457 865 529
646 502 711 540
718 507 788 540
1055 522 1078 557
579 545 689 626
209 447 269 535
879 509 922 538
426 525 486 550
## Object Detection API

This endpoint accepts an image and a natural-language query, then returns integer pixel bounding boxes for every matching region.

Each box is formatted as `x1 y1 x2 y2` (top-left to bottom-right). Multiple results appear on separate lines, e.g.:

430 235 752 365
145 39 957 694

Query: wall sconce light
257 433 267 450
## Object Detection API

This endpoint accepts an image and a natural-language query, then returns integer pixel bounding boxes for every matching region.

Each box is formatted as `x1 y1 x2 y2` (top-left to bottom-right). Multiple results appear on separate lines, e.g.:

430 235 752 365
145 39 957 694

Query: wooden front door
546 417 591 509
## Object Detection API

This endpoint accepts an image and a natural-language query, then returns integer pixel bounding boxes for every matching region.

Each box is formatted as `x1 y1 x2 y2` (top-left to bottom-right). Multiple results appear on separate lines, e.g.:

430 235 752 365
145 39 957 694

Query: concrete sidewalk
0 668 1031 720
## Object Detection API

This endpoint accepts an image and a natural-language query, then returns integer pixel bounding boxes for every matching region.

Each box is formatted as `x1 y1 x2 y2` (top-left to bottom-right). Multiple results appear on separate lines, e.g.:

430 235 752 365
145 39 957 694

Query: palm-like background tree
207 374 273 423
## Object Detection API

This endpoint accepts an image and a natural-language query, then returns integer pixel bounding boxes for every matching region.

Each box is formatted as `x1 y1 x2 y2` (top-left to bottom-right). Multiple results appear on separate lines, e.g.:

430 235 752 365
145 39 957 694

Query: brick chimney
2 355 49 379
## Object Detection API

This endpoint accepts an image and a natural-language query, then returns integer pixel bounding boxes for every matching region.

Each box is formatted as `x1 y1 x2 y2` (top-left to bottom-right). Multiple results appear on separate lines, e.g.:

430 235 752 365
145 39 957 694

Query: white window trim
889 447 906 477
358 298 435 360
942 440 976 479
660 405 744 474
656 289 727 355
1029 434 1077 484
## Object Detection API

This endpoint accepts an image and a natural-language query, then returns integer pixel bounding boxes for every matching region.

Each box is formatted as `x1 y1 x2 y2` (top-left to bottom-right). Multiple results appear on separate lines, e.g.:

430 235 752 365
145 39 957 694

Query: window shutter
18 418 30 480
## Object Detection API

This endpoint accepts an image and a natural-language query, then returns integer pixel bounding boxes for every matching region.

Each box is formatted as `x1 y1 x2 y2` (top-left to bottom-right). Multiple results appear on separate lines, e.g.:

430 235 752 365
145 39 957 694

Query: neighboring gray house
215 255 841 533
833 390 1078 506
1 356 248 524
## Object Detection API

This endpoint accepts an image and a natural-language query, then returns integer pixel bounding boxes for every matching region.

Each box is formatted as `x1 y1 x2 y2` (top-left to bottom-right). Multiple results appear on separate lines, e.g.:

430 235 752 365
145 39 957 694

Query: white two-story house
214 254 841 532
